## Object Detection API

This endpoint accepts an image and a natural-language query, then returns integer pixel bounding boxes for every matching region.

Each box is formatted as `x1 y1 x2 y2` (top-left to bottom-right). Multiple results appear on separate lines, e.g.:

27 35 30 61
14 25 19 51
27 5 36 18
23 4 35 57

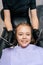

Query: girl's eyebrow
18 32 30 33
18 32 23 33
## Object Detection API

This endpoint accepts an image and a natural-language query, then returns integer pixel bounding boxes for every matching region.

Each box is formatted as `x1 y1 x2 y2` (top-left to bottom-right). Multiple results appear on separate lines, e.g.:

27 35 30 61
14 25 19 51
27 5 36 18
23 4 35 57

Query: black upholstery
36 5 43 47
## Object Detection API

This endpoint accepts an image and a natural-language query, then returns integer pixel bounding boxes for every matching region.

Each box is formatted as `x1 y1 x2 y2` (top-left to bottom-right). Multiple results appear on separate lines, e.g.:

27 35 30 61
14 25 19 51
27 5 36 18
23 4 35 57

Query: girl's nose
23 35 26 39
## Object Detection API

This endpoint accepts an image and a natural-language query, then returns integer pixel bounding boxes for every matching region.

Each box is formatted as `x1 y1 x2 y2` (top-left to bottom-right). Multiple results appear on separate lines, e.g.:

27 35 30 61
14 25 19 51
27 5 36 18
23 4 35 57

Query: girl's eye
26 34 30 36
18 34 23 36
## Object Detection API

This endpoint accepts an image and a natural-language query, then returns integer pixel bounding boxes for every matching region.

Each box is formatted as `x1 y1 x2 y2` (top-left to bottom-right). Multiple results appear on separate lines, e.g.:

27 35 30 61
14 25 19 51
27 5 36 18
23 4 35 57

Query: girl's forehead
16 25 32 32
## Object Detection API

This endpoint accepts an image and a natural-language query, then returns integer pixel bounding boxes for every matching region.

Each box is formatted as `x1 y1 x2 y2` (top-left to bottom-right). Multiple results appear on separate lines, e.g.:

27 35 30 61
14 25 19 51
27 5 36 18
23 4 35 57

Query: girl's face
16 25 32 48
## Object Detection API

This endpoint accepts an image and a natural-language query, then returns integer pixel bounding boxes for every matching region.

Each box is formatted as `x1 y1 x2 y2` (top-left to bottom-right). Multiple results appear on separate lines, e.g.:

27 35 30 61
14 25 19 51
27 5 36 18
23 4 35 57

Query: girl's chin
20 44 29 48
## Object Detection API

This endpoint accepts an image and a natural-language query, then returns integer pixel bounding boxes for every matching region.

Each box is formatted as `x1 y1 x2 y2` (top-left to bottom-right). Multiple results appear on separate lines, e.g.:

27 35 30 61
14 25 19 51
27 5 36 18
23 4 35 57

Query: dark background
0 0 43 36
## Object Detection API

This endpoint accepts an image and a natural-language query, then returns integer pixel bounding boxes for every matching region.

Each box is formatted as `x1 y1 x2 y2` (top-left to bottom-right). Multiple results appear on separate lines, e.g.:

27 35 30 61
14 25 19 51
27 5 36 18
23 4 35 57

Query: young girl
0 23 43 65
